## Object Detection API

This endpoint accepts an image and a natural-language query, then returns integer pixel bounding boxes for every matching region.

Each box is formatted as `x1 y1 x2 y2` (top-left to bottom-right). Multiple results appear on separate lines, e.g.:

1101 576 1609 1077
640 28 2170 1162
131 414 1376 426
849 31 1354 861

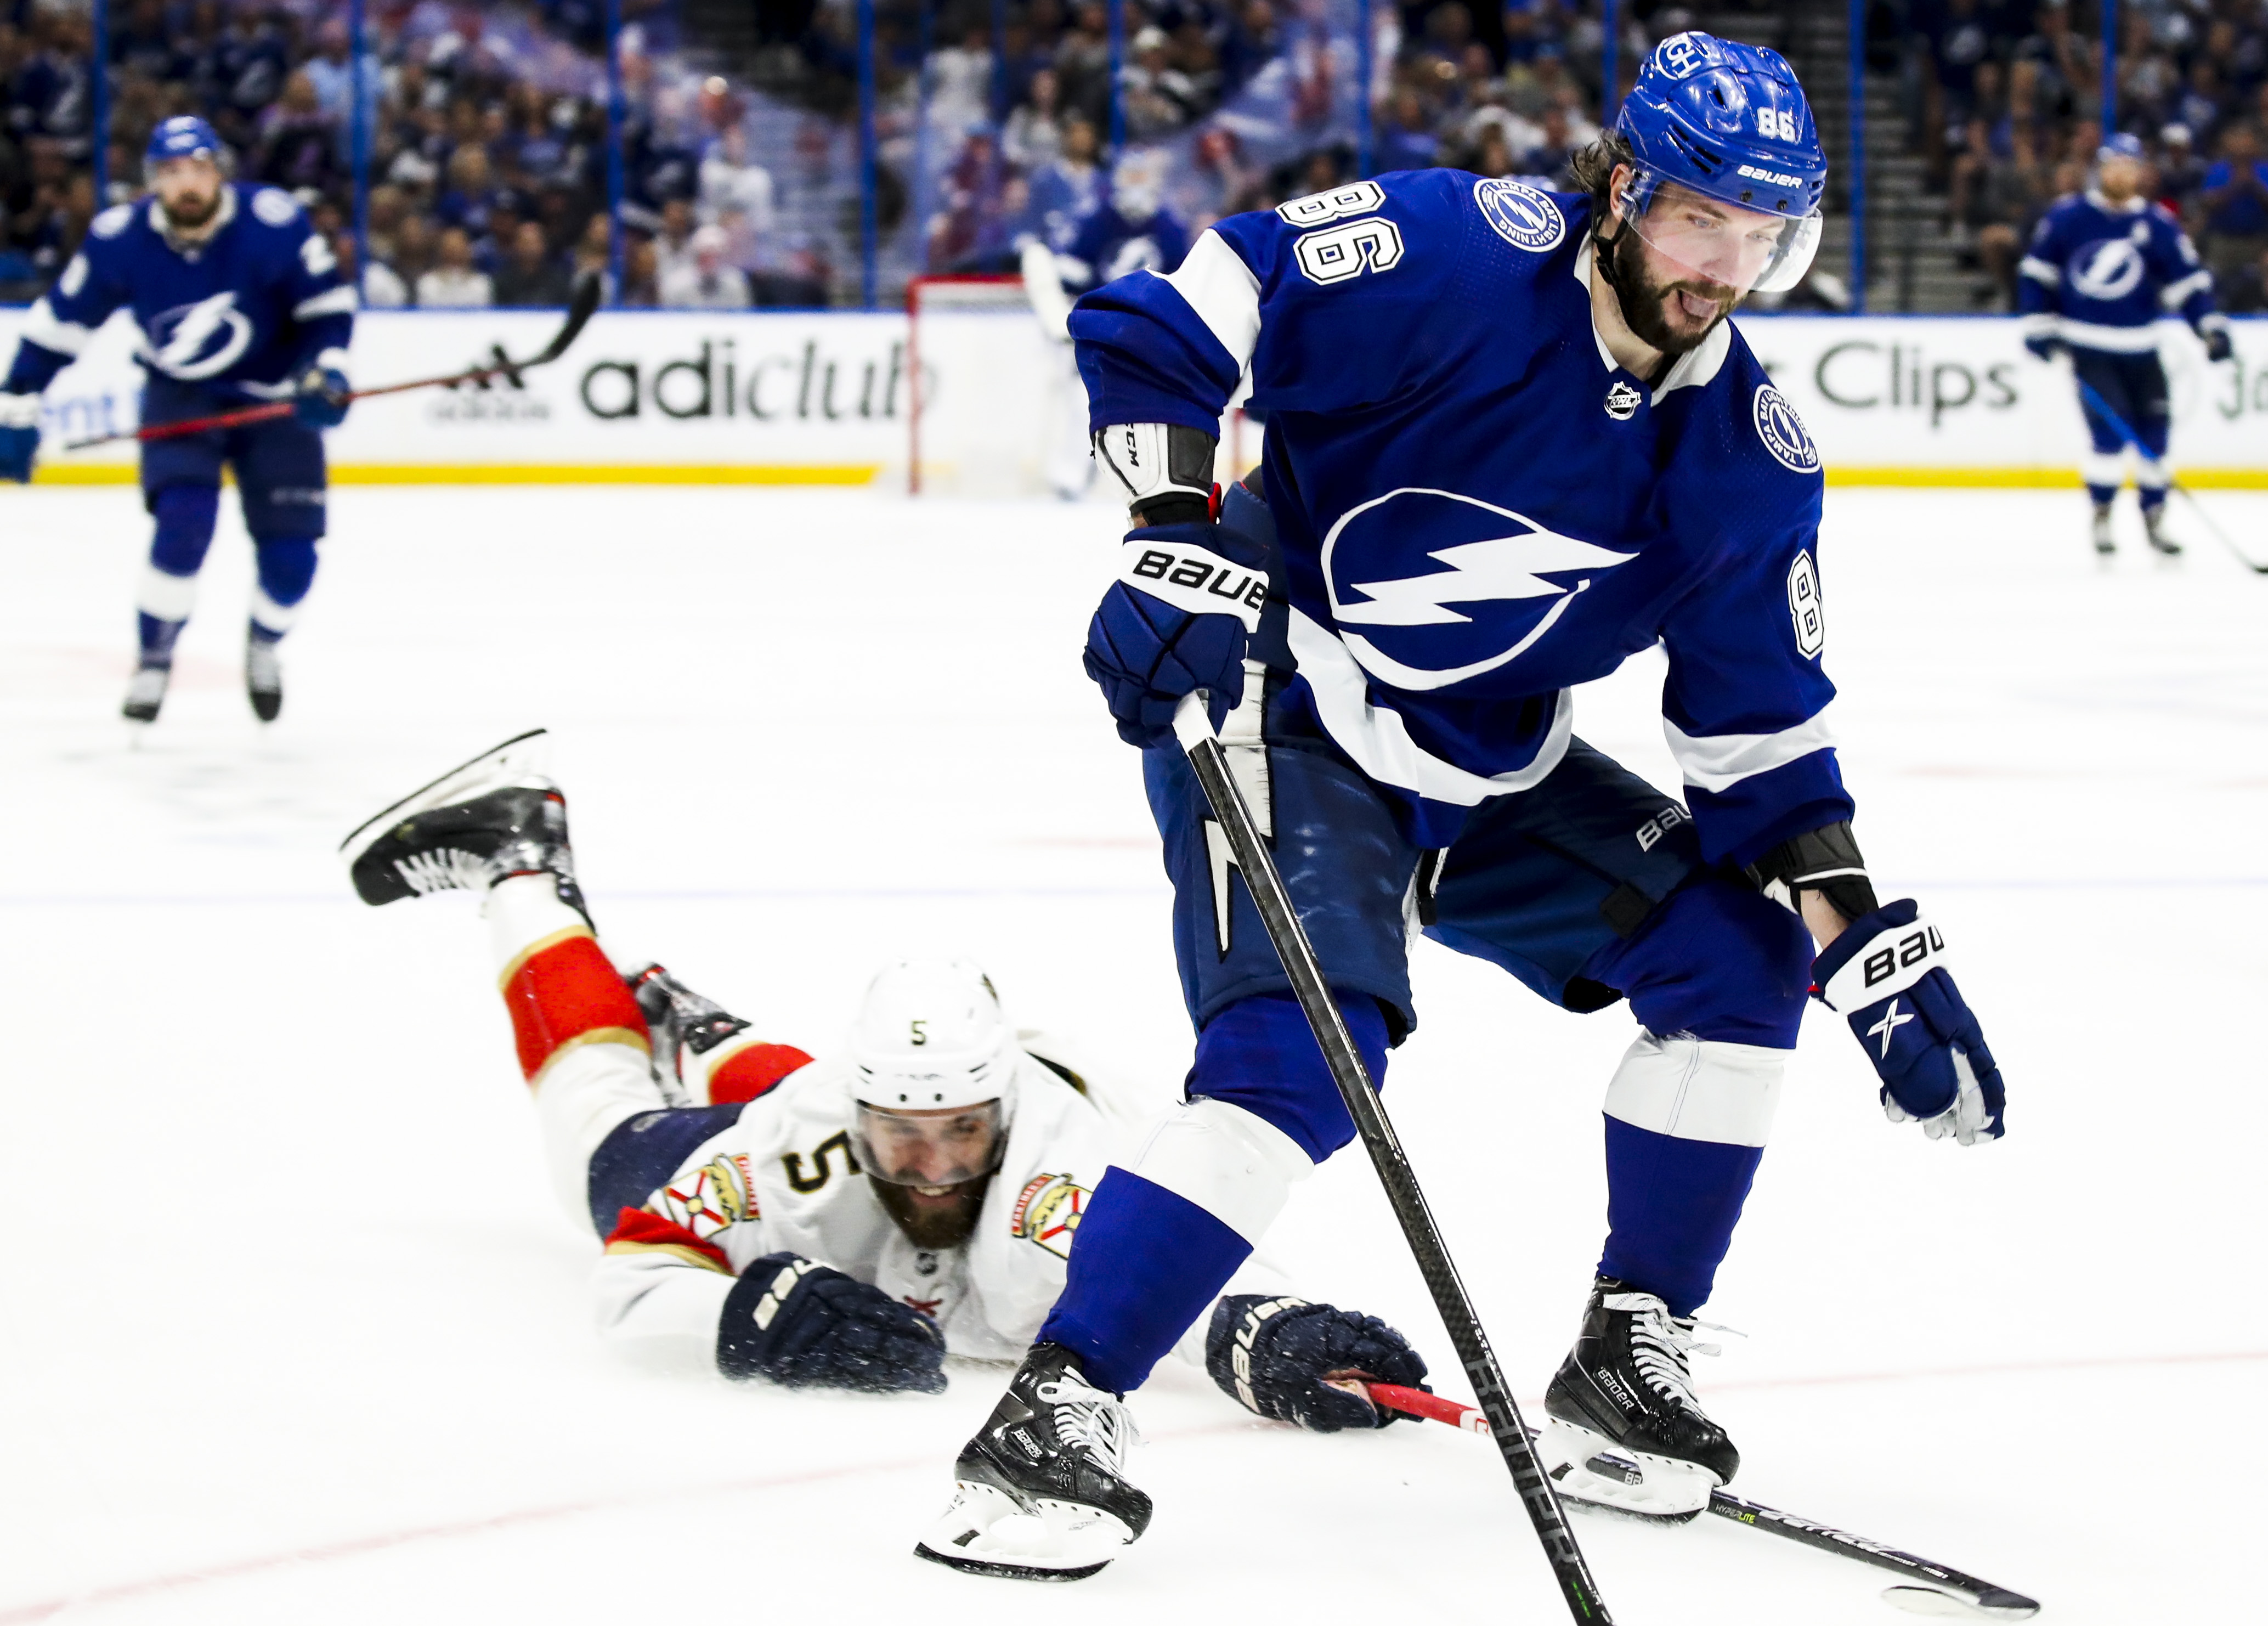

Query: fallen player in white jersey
341 731 1429 1422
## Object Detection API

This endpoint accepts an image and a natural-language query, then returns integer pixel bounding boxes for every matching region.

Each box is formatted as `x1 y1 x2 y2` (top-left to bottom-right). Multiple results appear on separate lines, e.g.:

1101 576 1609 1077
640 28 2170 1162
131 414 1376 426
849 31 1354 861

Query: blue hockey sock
136 612 186 667
1597 1115 1763 1317
250 537 318 641
149 485 219 575
2085 483 2119 508
1037 1168 1253 1396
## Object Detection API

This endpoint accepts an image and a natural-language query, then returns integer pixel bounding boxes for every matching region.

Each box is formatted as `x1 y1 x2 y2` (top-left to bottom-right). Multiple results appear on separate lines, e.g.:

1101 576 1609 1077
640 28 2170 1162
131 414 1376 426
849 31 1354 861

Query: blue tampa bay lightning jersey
2017 190 2216 354
1071 169 1850 865
1062 204 1191 291
4 183 355 399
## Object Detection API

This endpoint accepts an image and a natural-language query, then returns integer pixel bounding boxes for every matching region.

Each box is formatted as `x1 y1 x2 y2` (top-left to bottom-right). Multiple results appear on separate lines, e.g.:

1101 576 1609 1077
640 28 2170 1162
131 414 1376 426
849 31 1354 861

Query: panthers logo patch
1010 1172 1088 1259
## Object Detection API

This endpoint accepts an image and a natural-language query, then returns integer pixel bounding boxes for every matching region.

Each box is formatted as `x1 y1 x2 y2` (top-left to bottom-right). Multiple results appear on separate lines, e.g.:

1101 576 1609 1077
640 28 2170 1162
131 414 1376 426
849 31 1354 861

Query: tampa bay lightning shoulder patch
1474 179 1566 253
1752 384 1820 473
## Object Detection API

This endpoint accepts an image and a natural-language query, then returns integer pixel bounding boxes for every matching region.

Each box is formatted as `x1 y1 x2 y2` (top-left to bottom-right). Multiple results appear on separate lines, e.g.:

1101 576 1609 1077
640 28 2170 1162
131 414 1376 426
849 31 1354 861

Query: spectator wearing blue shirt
2200 123 2268 290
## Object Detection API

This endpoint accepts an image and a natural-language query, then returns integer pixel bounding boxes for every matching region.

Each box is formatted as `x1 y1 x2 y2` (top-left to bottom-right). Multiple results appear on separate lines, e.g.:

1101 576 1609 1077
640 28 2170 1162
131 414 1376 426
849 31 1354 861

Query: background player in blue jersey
2019 132 2231 557
0 115 356 726
919 34 2007 1582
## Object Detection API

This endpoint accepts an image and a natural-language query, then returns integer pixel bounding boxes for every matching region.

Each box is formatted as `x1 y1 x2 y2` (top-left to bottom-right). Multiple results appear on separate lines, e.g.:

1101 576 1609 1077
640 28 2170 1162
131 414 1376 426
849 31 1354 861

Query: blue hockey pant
1040 692 1813 1396
2073 347 2171 511
134 376 327 664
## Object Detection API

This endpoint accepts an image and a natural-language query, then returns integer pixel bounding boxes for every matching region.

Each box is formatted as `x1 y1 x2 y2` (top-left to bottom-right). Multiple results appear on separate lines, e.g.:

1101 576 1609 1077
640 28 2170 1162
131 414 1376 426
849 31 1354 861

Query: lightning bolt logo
146 292 254 380
1321 488 1636 691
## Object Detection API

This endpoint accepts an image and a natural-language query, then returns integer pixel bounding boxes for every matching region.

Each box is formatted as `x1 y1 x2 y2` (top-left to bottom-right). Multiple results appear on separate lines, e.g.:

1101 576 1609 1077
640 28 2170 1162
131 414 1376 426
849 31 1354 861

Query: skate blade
1881 1584 2039 1621
338 729 551 863
1540 1417 1716 1521
914 1481 1130 1582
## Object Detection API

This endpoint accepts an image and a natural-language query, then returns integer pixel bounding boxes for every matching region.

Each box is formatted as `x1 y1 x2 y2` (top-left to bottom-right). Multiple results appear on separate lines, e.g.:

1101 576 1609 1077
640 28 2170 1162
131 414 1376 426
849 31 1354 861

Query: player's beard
1607 230 1738 358
161 189 222 232
873 1171 993 1249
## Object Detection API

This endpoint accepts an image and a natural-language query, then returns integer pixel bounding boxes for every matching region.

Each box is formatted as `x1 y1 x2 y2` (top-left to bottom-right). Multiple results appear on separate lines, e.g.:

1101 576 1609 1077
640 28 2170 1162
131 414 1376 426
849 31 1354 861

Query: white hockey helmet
850 957 1019 1114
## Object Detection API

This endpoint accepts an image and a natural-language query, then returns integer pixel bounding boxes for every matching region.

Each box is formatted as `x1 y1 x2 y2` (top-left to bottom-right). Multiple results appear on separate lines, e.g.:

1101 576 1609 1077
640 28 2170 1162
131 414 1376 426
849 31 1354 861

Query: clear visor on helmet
852 1099 1006 1189
1616 174 1823 295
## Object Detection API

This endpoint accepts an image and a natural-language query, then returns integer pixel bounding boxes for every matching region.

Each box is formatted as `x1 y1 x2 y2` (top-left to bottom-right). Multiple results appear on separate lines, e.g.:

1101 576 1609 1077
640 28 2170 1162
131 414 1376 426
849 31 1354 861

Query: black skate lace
1034 1375 1141 1470
1604 1291 1734 1415
394 848 496 895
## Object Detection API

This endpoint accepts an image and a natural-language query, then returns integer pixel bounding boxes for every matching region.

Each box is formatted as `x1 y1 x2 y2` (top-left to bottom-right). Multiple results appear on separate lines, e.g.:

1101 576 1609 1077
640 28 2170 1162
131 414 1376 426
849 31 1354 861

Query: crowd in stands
1908 0 2268 311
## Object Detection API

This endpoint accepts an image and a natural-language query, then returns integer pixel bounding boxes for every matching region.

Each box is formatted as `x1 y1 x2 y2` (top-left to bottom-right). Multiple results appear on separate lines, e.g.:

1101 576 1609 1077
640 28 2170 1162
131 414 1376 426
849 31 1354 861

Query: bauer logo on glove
1812 900 2006 1145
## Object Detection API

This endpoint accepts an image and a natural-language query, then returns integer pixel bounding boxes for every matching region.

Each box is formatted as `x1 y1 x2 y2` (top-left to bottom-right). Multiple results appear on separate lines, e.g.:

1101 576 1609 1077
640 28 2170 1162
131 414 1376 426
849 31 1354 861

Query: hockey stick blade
2072 375 2268 574
61 274 607 451
1364 1382 2040 1621
1170 692 1613 1626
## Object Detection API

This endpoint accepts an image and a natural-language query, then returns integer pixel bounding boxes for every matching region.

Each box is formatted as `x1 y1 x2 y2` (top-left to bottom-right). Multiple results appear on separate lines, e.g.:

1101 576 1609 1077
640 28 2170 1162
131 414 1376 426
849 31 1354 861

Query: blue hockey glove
715 1252 947 1392
1206 1294 1429 1432
293 365 351 430
0 392 39 482
2022 332 2064 363
2203 325 2234 364
1812 899 2005 1145
1083 520 1269 748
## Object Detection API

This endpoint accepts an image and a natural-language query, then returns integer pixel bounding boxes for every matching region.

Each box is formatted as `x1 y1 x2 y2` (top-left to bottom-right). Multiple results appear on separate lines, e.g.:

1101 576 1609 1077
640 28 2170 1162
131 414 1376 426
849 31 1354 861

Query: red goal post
906 274 1037 496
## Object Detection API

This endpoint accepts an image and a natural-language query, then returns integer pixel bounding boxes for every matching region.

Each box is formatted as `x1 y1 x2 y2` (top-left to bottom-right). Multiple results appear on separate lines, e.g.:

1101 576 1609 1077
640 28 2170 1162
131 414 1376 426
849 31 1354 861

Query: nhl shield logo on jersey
1603 380 1642 421
1751 385 1820 475
1010 1172 1088 1259
1475 178 1567 253
1321 488 1634 691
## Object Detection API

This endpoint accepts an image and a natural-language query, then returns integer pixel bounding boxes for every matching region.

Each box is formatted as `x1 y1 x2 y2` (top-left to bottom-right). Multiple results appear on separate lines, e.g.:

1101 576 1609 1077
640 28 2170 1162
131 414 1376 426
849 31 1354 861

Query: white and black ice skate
339 729 586 918
917 1342 1151 1581
245 635 282 722
624 962 750 1102
1540 1275 1738 1521
121 663 169 726
2090 505 2115 557
2143 508 2183 557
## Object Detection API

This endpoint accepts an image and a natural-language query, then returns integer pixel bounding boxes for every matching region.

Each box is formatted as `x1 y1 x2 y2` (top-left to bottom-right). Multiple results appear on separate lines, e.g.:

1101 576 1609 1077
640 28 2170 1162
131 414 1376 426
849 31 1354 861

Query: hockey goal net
906 274 1061 497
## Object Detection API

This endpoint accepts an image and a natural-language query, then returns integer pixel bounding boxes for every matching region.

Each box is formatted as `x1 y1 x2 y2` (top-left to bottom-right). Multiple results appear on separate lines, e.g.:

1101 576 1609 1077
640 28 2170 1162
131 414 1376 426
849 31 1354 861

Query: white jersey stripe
1662 708 1835 793
1157 230 1263 374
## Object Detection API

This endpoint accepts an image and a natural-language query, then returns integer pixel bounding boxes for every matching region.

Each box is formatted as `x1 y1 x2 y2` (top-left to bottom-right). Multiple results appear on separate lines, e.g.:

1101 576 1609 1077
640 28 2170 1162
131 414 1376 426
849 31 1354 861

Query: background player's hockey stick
1361 1382 2040 1622
2072 374 2268 573
59 272 603 452
1170 690 1613 1626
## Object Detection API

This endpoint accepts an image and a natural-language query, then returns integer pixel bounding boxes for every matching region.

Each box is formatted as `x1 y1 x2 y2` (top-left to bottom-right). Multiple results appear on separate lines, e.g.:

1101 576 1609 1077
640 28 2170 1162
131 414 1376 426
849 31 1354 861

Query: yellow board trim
26 462 2268 489
27 463 884 487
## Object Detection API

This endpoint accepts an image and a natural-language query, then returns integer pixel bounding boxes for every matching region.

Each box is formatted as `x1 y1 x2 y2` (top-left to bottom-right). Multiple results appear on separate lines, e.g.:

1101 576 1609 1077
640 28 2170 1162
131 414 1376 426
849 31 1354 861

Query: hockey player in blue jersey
2019 131 2231 557
0 115 356 725
919 33 2007 1581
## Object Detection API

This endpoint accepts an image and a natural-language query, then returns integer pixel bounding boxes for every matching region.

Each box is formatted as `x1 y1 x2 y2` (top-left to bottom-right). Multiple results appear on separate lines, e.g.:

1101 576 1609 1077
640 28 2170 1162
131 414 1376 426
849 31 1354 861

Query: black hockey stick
1169 691 1612 1625
2073 375 2268 574
61 272 604 451
1365 1383 2041 1621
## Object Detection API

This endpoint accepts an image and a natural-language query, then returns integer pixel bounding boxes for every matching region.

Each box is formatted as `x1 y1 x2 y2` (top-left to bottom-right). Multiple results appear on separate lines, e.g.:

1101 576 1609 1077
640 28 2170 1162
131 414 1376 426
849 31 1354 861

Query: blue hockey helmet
2096 131 2147 165
1610 32 1827 293
145 115 229 174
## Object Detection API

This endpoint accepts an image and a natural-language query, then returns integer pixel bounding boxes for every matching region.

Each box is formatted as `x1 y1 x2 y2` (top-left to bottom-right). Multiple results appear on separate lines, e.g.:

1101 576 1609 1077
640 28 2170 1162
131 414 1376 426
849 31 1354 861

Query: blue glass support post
1848 0 1865 313
2100 0 2117 138
917 0 934 275
857 0 878 308
350 0 370 300
1600 0 1618 122
1108 0 1125 153
991 0 1008 122
604 0 626 304
1355 0 1373 178
91 0 108 202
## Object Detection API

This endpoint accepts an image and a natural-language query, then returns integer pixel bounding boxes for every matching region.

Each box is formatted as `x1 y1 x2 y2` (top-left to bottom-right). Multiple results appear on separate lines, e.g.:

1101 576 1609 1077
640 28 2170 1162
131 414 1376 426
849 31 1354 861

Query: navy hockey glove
1206 1294 1429 1432
1084 521 1269 748
2203 325 2235 364
293 365 351 430
2022 332 2064 363
0 392 39 482
1812 899 2005 1145
716 1252 947 1392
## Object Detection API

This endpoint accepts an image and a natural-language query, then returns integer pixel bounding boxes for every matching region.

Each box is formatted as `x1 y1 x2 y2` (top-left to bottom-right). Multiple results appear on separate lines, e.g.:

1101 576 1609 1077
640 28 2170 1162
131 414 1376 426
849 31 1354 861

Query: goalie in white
342 732 1429 1412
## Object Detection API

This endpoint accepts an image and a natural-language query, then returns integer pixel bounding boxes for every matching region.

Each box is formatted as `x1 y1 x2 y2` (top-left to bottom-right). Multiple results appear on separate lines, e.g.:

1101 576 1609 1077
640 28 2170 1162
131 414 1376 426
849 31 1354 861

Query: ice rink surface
1 481 2263 1625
